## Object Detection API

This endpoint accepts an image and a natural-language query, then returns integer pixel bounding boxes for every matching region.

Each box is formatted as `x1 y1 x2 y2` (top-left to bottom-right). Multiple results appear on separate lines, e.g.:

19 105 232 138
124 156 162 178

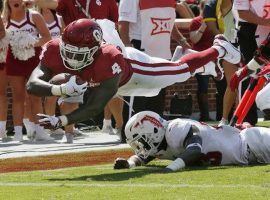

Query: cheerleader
0 1 8 139
2 0 51 141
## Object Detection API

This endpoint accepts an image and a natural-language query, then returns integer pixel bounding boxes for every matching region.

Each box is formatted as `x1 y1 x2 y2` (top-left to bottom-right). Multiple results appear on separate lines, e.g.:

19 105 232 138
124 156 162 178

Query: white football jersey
153 119 249 165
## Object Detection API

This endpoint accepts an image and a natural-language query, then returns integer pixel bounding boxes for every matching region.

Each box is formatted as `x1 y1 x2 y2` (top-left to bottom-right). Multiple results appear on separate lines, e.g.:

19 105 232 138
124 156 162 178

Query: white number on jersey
112 63 122 74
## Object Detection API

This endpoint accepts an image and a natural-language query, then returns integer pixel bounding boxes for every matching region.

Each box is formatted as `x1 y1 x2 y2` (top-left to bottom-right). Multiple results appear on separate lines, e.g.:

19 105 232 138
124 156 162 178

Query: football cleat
0 131 7 139
218 118 228 127
101 125 114 135
60 133 74 144
213 34 241 64
13 132 23 141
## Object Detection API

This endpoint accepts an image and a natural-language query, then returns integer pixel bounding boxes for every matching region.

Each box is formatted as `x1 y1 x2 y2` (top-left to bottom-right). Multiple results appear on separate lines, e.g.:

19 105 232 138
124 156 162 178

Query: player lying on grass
114 111 270 171
26 18 240 131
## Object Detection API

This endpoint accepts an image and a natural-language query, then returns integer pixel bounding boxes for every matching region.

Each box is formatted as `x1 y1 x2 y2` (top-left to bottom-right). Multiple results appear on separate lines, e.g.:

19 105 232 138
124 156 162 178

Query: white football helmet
125 111 168 159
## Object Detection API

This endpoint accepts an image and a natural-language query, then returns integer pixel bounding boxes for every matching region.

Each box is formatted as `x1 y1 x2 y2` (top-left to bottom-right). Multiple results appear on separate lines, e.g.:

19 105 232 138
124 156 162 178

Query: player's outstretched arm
166 126 202 172
26 63 55 96
65 75 120 125
114 155 155 169
38 75 121 130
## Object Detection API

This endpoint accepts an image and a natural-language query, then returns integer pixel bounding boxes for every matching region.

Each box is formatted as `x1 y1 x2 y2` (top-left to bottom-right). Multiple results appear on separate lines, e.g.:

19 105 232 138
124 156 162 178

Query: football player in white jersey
113 111 270 171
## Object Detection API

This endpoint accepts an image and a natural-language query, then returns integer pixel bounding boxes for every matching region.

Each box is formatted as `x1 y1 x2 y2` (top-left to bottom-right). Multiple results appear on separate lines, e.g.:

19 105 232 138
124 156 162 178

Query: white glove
37 114 68 130
51 75 88 97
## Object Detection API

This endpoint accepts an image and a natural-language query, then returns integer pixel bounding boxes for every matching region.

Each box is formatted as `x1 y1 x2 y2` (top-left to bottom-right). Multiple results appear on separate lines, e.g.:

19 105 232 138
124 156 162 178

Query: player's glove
51 75 88 97
37 114 67 130
113 158 130 169
60 76 88 96
230 66 255 91
256 64 270 81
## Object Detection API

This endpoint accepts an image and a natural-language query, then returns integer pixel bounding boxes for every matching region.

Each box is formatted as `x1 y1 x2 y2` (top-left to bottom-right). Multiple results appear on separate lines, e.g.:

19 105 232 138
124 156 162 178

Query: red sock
180 48 219 73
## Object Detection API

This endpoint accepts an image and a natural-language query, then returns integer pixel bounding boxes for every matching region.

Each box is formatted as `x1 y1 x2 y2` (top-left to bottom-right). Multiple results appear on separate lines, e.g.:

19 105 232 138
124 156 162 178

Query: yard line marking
0 182 269 189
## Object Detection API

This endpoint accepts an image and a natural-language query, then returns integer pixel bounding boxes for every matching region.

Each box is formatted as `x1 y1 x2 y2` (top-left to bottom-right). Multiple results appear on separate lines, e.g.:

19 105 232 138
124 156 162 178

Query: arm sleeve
118 0 139 23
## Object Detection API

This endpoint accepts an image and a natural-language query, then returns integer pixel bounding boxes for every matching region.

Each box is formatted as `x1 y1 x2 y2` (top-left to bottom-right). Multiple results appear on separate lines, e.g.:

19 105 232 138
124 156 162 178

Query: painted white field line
0 182 269 189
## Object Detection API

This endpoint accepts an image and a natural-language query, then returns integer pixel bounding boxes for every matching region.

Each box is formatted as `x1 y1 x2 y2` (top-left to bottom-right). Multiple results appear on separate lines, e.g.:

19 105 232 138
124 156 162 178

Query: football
49 73 85 85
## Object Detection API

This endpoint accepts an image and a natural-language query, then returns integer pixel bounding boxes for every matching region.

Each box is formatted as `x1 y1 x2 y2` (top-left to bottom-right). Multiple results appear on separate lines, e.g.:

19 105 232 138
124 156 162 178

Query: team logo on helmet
93 29 102 44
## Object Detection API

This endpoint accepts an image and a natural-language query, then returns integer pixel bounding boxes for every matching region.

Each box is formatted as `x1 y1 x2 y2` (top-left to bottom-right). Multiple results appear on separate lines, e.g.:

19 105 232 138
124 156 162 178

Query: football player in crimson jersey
26 18 241 130
113 111 270 171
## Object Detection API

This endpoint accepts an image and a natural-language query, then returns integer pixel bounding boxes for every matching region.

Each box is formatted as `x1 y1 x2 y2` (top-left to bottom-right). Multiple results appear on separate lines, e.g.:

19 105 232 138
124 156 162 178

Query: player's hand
113 158 130 169
230 66 251 91
37 114 63 130
256 65 270 81
60 76 88 97
235 122 253 130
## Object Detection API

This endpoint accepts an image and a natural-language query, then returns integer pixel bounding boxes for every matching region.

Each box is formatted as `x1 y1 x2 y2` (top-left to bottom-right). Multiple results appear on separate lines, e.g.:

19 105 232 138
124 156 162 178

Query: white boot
213 34 241 64
23 118 35 139
13 126 23 141
0 121 7 139
35 124 54 141
60 132 74 144
101 119 114 134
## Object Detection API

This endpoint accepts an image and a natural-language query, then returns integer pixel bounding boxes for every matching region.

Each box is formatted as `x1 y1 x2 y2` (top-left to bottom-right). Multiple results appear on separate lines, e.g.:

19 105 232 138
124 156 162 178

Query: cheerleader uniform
6 10 41 77
46 12 62 39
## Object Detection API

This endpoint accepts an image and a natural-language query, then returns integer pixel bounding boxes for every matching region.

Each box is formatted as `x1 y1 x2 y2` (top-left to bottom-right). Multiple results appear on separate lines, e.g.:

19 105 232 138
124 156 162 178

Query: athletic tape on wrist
166 158 185 171
51 85 62 96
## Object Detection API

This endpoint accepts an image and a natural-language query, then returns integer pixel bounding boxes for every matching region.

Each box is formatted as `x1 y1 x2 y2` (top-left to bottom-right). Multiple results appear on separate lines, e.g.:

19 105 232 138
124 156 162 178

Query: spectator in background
35 0 118 25
189 0 215 121
176 0 195 18
118 0 191 142
34 0 123 139
2 0 51 141
203 0 237 123
233 0 270 123
0 1 8 140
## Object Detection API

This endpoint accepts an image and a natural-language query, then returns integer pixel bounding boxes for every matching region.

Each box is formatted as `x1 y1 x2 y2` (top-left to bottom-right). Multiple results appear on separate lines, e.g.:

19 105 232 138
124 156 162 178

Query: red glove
257 64 270 81
230 66 249 91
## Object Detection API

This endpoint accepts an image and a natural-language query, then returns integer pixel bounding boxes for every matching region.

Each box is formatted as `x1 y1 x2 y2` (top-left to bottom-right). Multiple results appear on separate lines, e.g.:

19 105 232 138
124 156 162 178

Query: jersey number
112 63 122 74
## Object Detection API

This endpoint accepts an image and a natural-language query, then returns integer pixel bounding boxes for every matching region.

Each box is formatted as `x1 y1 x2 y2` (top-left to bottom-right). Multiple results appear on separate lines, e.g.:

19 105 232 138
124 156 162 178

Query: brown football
49 73 85 85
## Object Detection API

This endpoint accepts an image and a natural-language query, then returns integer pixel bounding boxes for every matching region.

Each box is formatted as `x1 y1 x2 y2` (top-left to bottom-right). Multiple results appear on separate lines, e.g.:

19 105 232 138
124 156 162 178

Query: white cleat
213 34 241 64
101 125 114 135
60 133 73 144
72 128 84 137
114 128 123 142
0 131 7 139
13 132 23 141
218 118 229 127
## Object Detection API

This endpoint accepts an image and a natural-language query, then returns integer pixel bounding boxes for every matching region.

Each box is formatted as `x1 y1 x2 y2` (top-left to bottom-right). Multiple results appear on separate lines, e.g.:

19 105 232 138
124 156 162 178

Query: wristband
166 158 185 171
128 160 136 168
179 38 187 43
51 85 62 96
59 115 68 126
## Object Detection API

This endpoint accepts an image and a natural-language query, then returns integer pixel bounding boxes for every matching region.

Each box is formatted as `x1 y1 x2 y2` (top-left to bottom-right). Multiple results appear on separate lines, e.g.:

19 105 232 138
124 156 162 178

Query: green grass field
0 161 270 200
0 121 269 200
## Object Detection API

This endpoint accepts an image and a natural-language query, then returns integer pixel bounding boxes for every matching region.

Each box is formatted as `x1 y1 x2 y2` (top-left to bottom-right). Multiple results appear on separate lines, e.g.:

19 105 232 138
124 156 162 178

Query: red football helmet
60 19 103 70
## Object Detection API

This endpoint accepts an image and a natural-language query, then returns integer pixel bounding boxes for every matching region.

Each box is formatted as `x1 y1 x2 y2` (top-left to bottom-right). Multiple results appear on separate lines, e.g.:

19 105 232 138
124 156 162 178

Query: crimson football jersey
40 38 132 86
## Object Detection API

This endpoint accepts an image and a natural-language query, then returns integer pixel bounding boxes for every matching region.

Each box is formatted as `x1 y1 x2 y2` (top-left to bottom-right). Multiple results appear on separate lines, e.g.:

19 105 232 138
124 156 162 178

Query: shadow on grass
47 164 239 182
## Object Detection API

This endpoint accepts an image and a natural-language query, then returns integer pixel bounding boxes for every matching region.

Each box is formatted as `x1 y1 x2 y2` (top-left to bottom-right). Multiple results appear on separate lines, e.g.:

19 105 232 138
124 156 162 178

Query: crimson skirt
6 47 41 77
